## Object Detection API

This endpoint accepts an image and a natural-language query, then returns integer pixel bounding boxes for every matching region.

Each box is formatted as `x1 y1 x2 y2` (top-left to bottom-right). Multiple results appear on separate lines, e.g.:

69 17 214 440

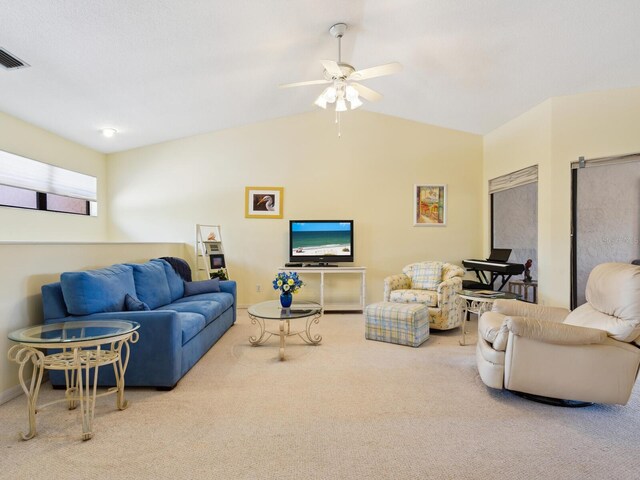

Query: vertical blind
0 149 97 201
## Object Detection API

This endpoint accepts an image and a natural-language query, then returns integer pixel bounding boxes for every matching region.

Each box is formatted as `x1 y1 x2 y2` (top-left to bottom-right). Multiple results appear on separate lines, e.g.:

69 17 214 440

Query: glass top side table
456 290 519 346
7 320 140 441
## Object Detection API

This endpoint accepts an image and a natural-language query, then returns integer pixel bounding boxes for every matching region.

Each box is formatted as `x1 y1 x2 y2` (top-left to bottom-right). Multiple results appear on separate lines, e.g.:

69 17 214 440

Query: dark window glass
46 193 89 215
0 184 38 209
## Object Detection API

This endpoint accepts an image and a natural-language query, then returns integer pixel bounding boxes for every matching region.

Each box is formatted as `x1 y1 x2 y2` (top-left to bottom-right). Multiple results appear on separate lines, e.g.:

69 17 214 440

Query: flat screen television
289 220 354 265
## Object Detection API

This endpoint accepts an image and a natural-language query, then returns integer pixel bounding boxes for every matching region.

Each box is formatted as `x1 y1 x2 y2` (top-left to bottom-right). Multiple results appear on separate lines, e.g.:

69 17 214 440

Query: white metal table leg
279 320 286 360
7 345 45 440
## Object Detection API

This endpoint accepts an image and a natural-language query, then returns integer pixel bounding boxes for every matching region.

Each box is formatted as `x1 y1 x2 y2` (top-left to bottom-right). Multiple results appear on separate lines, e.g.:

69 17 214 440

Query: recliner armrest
505 316 607 345
492 299 570 323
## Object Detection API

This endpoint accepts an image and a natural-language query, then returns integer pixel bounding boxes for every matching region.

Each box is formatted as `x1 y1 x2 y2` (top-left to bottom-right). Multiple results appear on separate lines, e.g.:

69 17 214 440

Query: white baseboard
0 381 26 405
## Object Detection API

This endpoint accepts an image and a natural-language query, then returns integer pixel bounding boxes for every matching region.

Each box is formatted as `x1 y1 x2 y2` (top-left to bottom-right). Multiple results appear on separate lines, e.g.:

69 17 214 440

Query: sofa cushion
177 311 206 345
161 300 224 326
184 278 220 297
563 302 640 343
410 262 443 290
172 291 235 311
152 259 184 302
61 264 136 315
389 289 438 307
125 293 150 311
127 261 172 310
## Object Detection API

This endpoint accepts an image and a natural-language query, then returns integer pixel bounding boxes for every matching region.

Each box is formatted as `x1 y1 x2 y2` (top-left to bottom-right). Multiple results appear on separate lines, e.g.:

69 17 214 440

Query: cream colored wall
0 111 108 241
107 110 484 306
483 87 640 306
483 100 551 301
547 87 640 305
0 242 186 400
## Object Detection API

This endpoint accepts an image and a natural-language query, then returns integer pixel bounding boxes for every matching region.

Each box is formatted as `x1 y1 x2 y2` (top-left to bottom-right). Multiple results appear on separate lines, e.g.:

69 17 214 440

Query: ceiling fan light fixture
349 96 363 109
345 85 358 102
314 94 328 109
323 86 337 103
280 22 401 136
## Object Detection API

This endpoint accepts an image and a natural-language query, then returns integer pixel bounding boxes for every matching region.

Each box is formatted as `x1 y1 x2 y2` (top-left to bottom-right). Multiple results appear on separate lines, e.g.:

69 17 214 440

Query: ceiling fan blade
349 62 402 81
280 79 331 88
350 82 382 102
321 59 344 78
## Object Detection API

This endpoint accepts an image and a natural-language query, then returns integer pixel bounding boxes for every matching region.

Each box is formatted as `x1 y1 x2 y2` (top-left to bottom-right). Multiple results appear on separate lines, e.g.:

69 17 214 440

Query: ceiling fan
280 23 402 129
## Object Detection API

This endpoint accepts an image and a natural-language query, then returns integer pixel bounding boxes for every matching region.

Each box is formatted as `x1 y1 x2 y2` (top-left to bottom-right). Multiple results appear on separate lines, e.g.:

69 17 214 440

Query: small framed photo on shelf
205 242 222 254
245 186 284 219
209 254 226 269
414 184 447 226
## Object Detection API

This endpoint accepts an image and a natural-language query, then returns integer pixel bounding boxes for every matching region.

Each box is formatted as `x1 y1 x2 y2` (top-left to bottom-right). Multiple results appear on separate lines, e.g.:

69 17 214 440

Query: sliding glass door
571 155 640 307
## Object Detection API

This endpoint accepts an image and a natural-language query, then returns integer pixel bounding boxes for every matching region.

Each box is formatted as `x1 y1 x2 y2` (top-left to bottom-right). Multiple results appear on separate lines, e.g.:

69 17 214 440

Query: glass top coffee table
248 300 322 360
456 290 519 346
7 320 140 440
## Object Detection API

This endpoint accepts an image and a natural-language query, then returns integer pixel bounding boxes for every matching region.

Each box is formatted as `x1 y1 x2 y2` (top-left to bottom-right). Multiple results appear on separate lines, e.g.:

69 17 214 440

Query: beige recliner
476 263 640 405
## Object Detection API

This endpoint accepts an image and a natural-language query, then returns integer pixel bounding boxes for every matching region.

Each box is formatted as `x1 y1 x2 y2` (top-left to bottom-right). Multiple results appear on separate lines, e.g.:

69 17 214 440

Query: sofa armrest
492 299 570 323
219 280 236 299
45 310 183 387
383 274 411 301
505 316 607 345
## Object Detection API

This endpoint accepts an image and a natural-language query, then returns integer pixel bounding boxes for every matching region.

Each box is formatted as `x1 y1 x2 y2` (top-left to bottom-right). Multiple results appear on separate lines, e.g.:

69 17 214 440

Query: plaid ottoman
364 302 429 347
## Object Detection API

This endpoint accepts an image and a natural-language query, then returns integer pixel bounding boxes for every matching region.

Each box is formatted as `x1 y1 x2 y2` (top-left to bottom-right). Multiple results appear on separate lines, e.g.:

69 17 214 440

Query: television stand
277 266 366 312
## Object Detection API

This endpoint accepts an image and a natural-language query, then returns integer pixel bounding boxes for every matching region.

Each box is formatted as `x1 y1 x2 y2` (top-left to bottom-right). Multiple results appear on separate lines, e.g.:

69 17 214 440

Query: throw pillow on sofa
184 278 220 297
124 293 150 311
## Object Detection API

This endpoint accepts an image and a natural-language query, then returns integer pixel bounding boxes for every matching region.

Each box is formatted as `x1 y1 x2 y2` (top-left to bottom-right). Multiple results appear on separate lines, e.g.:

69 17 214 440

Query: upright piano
462 249 525 291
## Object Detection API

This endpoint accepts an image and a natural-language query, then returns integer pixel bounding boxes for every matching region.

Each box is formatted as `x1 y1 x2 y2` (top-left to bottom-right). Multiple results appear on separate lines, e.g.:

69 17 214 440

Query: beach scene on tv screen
291 222 351 256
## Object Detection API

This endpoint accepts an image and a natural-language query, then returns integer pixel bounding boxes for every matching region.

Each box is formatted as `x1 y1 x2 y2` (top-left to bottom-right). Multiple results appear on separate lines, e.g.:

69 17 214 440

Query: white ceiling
1 0 640 154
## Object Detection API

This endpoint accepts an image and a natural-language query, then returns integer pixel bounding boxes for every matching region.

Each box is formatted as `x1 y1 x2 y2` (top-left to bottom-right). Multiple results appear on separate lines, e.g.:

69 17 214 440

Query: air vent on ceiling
0 47 30 70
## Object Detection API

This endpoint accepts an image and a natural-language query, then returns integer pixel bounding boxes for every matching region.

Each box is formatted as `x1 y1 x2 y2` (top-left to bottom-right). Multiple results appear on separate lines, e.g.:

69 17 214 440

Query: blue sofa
41 259 236 389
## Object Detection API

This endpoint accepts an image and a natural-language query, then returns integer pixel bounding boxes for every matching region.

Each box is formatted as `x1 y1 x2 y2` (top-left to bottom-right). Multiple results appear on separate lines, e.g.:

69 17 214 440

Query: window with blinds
0 149 97 216
490 165 539 284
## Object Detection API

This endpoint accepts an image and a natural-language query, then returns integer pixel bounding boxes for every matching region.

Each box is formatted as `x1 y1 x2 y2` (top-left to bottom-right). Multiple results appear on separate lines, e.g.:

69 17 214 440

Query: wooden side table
508 280 538 303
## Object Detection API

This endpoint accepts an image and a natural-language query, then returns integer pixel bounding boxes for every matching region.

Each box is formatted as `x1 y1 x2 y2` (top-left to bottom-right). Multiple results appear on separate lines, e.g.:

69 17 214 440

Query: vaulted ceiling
1 1 640 153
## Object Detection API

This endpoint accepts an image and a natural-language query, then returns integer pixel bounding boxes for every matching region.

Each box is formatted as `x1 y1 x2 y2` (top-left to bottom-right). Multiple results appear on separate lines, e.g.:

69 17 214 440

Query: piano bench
365 302 429 347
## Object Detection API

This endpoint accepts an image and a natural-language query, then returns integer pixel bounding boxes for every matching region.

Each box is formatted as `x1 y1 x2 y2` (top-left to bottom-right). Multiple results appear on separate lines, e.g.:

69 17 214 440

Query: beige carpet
1 311 639 479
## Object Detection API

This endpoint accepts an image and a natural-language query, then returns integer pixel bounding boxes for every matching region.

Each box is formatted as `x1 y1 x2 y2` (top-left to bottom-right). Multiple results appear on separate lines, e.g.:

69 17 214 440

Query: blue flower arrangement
272 271 304 295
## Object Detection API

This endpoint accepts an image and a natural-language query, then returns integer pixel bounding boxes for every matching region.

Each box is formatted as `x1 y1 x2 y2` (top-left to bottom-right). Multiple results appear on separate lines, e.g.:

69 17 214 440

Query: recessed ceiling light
100 128 117 138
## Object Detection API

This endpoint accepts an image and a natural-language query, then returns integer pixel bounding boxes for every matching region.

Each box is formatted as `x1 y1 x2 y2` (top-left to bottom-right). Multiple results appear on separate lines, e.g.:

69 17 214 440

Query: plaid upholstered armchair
383 262 464 330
